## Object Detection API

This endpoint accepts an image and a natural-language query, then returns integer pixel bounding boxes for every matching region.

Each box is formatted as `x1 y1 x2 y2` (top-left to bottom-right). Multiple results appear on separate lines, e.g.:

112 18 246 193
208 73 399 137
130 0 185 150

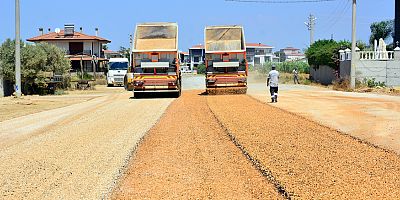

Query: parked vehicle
204 25 248 94
107 58 129 87
125 22 181 97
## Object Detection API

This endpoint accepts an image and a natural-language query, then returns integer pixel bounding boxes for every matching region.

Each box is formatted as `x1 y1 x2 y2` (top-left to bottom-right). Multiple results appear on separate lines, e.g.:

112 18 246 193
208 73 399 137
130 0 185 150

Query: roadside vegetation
250 61 311 85
0 39 70 95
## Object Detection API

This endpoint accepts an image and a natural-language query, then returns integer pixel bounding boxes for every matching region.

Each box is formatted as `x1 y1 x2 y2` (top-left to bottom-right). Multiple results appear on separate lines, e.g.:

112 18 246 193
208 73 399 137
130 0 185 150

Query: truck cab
107 58 129 87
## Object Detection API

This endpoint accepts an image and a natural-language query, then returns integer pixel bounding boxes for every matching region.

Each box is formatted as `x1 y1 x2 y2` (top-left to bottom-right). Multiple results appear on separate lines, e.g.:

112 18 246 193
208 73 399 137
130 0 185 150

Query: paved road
0 89 173 199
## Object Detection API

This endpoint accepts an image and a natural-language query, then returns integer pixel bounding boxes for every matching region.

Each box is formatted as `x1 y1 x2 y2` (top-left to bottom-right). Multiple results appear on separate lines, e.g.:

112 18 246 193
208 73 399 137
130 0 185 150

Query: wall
340 51 400 87
310 65 336 85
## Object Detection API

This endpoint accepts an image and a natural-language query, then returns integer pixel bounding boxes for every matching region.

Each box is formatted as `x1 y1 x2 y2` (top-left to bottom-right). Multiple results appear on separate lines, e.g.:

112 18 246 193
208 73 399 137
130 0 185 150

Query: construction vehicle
204 25 248 95
125 22 181 98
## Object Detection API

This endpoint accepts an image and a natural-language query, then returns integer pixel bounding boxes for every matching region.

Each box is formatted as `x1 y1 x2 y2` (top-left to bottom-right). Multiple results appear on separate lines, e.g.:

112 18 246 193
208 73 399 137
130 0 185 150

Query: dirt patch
112 91 282 199
0 85 124 122
207 95 400 199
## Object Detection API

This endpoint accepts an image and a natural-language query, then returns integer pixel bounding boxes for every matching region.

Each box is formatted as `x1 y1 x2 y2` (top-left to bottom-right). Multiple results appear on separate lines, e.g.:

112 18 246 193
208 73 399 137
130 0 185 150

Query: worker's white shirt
267 70 280 87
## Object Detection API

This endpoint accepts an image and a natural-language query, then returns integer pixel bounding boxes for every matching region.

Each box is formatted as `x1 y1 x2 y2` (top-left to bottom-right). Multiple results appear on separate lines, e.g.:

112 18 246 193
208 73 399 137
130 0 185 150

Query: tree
102 44 108 50
356 40 368 51
0 39 71 94
0 39 18 81
305 39 351 69
118 46 130 58
369 20 394 45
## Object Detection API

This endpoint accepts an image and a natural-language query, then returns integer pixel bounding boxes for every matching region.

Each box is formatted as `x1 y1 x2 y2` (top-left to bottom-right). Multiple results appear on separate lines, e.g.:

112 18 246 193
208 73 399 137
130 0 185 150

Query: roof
286 53 305 56
109 58 128 62
246 43 273 48
281 47 300 50
189 44 204 49
180 51 189 55
103 50 119 54
27 30 111 43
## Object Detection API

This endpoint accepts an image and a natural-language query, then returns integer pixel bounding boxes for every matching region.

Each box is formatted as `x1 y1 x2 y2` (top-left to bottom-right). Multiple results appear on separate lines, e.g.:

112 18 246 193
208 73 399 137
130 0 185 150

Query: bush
305 39 351 69
259 61 310 74
196 64 206 74
364 78 386 88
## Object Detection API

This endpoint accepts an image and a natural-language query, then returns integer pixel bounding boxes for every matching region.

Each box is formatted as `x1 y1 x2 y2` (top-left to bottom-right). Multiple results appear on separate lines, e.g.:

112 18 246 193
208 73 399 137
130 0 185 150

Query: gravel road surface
207 95 400 199
0 91 173 199
247 81 400 154
112 91 282 199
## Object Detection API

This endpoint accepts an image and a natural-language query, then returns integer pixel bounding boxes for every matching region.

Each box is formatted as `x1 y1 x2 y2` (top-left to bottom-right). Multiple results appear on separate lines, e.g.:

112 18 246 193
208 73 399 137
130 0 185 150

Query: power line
225 0 338 4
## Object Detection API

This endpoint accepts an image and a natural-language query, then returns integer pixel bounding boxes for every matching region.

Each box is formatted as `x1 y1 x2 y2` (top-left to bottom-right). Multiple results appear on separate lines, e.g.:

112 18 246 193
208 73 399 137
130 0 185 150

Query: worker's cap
271 65 276 69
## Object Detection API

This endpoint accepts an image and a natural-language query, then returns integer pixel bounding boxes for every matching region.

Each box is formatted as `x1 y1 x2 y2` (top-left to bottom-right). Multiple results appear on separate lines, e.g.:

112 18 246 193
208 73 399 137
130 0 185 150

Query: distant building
246 43 274 66
104 50 122 59
279 47 305 62
27 24 111 73
189 44 205 71
179 51 190 72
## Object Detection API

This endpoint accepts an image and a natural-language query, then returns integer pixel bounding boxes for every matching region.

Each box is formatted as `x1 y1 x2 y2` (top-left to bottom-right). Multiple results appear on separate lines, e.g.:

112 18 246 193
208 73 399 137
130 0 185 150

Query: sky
0 0 395 53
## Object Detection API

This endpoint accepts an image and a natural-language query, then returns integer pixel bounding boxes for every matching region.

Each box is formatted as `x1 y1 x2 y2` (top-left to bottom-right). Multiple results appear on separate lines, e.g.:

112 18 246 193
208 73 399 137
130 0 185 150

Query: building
27 24 111 74
189 44 205 71
246 43 274 66
104 50 122 59
179 52 190 72
279 47 306 62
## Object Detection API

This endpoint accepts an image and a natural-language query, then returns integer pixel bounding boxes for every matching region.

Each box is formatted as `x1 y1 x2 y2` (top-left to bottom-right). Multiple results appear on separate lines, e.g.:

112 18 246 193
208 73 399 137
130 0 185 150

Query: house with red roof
245 43 275 66
27 24 111 74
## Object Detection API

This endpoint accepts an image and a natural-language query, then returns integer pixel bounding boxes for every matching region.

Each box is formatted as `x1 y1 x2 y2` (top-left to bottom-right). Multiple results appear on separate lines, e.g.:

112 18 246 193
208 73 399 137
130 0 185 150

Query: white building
246 43 274 66
188 44 205 71
279 47 305 62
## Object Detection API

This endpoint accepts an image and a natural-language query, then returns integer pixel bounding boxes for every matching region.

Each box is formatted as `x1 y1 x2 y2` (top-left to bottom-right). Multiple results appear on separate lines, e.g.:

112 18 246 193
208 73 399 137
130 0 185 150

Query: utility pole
350 0 356 89
305 14 316 46
129 34 133 68
15 0 22 97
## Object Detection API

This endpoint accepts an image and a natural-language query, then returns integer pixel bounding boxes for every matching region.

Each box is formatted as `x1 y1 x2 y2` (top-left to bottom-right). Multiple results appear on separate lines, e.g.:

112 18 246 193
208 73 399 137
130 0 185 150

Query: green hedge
258 61 310 74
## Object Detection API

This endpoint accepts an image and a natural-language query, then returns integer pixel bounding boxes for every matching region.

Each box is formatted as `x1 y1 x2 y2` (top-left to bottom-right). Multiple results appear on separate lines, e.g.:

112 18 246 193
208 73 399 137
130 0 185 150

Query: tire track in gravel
112 91 283 199
207 94 400 199
207 104 292 199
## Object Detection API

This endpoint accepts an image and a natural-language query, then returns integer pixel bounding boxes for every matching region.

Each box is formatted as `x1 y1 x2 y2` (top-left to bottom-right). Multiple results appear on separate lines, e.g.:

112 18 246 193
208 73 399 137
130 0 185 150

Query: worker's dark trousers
270 87 278 98
294 76 299 84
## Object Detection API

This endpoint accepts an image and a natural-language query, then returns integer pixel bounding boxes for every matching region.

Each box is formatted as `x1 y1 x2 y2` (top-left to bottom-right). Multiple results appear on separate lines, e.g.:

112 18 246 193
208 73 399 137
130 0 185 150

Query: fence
339 48 400 87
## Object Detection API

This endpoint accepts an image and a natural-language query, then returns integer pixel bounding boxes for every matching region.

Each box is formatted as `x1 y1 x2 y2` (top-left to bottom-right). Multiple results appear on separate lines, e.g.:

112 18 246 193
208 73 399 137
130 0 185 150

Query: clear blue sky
0 0 395 52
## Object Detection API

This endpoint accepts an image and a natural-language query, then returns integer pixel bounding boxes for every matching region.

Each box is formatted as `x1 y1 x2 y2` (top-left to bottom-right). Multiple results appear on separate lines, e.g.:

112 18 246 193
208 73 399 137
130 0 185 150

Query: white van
107 58 129 87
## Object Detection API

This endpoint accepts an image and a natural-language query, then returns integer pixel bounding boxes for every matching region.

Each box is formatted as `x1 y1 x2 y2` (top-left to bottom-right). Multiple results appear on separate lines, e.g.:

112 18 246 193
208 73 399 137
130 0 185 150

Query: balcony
66 50 92 56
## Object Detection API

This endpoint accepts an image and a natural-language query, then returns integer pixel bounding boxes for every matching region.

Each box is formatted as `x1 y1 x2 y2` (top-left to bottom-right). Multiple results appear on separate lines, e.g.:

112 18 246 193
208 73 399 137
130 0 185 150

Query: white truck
107 58 129 87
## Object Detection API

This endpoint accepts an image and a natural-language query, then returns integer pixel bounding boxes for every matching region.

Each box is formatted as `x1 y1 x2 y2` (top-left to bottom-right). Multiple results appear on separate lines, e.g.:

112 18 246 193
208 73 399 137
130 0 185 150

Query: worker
267 65 280 103
293 67 300 84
